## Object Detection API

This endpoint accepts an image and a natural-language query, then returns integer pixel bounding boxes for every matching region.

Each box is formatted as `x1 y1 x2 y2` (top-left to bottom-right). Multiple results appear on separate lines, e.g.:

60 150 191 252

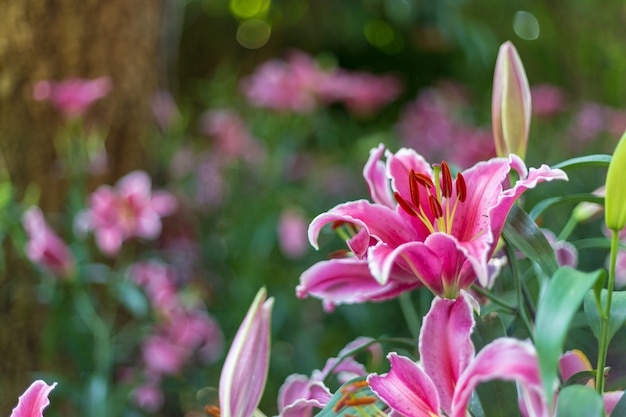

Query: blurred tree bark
0 0 166 412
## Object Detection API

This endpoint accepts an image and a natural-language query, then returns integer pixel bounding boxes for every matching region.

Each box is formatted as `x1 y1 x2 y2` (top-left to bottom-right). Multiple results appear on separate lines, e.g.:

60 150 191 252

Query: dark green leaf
471 312 507 351
535 267 604 407
584 289 626 345
503 205 559 277
555 385 604 417
561 370 597 387
552 154 612 170
315 377 386 417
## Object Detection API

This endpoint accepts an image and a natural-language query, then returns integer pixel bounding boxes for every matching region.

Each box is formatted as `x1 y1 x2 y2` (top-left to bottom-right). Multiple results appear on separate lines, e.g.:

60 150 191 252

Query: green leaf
555 385 604 417
552 154 611 170
503 205 559 277
584 289 626 345
561 370 597 387
535 267 604 407
528 194 604 221
471 312 507 351
315 377 386 417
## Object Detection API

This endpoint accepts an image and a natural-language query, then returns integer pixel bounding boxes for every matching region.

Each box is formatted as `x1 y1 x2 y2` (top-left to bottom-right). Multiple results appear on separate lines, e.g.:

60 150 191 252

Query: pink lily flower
278 337 379 417
23 207 75 279
10 380 57 417
76 171 177 256
33 77 112 119
367 292 549 417
218 288 274 417
298 144 566 305
559 350 624 416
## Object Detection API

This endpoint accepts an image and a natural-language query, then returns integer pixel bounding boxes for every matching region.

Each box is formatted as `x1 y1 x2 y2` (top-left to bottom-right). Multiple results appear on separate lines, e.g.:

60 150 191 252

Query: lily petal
219 288 274 417
369 234 473 296
10 380 57 417
307 200 418 256
297 258 420 311
420 293 476 415
277 374 332 417
363 144 395 208
368 353 441 417
451 338 548 417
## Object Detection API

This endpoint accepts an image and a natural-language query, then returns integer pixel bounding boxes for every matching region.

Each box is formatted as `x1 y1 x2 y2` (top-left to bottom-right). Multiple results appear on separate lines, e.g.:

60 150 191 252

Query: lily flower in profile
367 292 548 417
298 144 566 306
22 207 75 279
10 380 57 417
216 288 274 417
492 41 531 160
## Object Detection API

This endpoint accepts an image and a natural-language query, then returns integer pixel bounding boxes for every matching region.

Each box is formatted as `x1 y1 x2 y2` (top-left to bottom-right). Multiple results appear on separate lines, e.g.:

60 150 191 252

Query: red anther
204 405 221 417
456 172 467 202
332 221 347 230
340 380 369 393
328 249 351 259
441 161 453 198
343 396 378 407
409 169 420 208
428 195 443 218
414 172 434 189
394 192 418 217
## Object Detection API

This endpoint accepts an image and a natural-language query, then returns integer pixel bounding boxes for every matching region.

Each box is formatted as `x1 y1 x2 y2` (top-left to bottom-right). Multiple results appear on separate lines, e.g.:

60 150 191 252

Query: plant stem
505 238 534 338
398 292 421 340
470 284 517 314
596 230 619 394
558 215 578 241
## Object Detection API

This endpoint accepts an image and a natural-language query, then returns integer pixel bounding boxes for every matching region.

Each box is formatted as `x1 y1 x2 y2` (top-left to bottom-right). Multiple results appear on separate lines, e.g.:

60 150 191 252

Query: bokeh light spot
236 19 271 49
513 11 540 40
230 0 270 19
364 20 404 54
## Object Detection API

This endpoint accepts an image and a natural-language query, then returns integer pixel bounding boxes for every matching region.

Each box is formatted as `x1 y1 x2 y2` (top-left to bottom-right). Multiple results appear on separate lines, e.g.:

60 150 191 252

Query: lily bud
605 131 626 230
219 288 274 417
492 41 531 160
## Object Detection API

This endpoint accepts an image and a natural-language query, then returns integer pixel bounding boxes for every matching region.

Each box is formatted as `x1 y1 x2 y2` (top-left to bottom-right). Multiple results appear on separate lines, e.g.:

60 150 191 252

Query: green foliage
555 385 604 417
535 267 604 406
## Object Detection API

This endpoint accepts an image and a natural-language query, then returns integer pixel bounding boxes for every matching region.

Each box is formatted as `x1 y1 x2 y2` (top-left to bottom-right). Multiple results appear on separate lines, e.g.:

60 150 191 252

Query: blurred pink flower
318 70 402 116
167 309 224 364
129 261 180 315
531 84 567 118
142 334 188 375
76 171 178 256
200 109 266 166
33 77 112 118
22 207 75 279
570 101 607 145
131 377 164 412
10 380 57 417
151 90 181 131
241 51 325 113
278 208 309 259
397 84 495 169
541 229 578 268
242 50 401 115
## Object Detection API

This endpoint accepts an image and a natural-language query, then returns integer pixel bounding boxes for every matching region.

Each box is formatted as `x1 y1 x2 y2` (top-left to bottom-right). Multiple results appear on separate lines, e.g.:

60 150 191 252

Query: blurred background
1 0 625 415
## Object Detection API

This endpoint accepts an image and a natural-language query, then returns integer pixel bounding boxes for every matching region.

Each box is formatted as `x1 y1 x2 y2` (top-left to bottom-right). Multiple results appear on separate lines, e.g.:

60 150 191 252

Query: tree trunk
0 0 165 412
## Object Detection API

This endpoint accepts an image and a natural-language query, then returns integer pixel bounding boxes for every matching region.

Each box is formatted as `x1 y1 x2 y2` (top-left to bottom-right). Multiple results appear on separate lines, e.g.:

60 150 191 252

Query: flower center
394 161 467 235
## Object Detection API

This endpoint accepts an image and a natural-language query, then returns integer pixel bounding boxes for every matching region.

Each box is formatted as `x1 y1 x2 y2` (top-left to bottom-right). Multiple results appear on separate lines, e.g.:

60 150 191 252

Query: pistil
395 161 467 235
